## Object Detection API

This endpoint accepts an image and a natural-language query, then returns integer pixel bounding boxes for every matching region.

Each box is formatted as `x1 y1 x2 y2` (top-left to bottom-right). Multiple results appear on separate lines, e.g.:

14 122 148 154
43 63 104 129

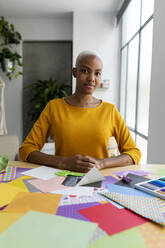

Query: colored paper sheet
0 210 98 248
56 202 100 221
27 176 69 193
79 202 147 235
101 176 118 189
0 212 24 234
138 222 165 248
21 166 61 180
53 186 105 197
8 176 32 191
88 228 146 248
77 167 104 186
115 173 149 188
4 192 62 214
22 179 41 193
115 170 148 178
15 167 31 180
0 183 28 207
0 166 16 181
106 183 154 198
59 194 106 206
102 192 165 225
157 168 165 177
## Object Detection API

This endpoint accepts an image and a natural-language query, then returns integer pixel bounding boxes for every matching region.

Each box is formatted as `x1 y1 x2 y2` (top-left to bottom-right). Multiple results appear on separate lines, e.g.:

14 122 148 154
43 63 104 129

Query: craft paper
0 211 98 248
52 186 97 196
8 176 32 191
3 192 62 214
21 165 61 180
15 167 31 180
106 183 154 198
115 170 148 178
88 228 146 248
0 183 28 207
101 176 118 189
101 192 165 225
0 212 24 234
138 222 165 248
115 173 149 188
59 194 106 206
22 179 41 193
77 167 104 186
56 202 100 221
79 202 147 235
27 176 69 193
0 166 16 181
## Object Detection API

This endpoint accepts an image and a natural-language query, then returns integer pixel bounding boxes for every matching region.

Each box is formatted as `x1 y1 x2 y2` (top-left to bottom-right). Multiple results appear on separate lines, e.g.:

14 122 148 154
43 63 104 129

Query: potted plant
26 78 70 122
0 16 22 80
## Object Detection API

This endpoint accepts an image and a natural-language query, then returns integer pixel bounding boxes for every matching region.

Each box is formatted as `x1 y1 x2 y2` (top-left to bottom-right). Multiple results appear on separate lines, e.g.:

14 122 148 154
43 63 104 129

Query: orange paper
3 192 62 214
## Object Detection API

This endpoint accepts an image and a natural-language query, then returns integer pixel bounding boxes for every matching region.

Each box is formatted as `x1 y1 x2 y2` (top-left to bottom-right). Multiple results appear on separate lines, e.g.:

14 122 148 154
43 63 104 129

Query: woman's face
73 55 103 95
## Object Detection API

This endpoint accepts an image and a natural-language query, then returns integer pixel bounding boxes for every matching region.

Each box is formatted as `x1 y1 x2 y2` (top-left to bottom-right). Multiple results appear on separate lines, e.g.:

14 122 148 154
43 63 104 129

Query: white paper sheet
77 167 104 186
21 166 61 180
51 186 97 196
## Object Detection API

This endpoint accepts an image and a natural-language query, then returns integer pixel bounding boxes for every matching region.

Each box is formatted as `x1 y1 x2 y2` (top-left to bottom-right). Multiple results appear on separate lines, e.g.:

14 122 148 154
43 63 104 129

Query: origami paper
101 192 165 225
21 166 61 180
27 176 69 193
4 192 62 214
77 167 104 186
115 173 149 188
15 167 31 180
56 202 100 221
101 176 118 189
8 176 31 191
115 170 148 178
0 183 27 207
52 186 99 196
22 179 41 193
0 212 24 234
79 202 147 235
87 227 146 248
0 166 16 181
59 194 105 206
0 211 98 248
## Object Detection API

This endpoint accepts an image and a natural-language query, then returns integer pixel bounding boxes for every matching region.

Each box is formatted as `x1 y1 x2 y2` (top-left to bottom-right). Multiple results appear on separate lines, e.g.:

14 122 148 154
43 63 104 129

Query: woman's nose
88 73 95 82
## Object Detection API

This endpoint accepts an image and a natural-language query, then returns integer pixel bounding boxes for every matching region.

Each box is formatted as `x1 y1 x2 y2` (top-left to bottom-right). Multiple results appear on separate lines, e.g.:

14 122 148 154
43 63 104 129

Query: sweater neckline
62 97 103 109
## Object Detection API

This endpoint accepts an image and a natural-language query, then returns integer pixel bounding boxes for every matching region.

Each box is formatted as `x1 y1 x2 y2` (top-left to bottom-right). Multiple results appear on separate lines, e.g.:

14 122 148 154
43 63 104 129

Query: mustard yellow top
19 98 141 164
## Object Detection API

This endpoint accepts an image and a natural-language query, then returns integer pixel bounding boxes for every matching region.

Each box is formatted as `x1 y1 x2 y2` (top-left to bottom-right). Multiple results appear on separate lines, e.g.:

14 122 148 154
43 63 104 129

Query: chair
0 135 19 161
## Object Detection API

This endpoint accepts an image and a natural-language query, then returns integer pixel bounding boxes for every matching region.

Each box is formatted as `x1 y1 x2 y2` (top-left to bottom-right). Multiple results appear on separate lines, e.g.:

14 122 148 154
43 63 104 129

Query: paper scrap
0 211 98 248
22 179 41 193
77 167 104 186
59 194 106 206
8 176 32 191
79 202 147 235
21 166 61 180
0 166 16 181
52 186 98 196
27 176 69 193
0 183 28 208
3 192 62 214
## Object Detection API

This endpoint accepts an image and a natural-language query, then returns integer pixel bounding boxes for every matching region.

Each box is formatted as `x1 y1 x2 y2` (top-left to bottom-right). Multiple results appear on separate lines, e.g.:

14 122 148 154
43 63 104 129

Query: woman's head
73 51 103 95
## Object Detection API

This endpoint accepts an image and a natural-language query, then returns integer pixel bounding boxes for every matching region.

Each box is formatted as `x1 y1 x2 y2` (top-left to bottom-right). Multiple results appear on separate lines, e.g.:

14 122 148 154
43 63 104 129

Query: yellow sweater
19 98 141 164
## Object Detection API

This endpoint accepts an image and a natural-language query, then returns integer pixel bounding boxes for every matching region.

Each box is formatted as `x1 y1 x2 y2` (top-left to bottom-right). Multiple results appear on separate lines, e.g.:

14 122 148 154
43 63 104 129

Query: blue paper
107 184 154 198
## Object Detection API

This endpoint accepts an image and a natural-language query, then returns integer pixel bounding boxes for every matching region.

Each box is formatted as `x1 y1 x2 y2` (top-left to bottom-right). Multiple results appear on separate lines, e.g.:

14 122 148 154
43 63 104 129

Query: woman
19 51 141 172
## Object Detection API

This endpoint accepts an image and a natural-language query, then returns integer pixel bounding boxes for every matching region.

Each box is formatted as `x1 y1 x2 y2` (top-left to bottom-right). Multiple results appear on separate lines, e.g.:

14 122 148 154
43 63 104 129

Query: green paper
87 228 146 248
0 211 97 248
0 155 8 173
157 168 165 177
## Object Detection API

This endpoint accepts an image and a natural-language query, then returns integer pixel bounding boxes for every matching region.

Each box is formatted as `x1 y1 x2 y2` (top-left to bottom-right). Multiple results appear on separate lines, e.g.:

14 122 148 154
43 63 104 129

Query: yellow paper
0 212 24 234
4 192 62 214
8 176 32 191
0 183 28 208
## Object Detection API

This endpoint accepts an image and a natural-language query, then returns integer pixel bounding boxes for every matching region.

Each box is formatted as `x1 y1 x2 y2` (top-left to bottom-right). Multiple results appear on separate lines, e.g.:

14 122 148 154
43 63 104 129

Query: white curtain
0 77 7 134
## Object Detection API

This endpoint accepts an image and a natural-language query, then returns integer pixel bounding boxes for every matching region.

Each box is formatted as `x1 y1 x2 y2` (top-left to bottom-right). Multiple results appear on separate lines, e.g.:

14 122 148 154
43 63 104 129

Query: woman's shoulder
48 98 64 106
101 101 116 110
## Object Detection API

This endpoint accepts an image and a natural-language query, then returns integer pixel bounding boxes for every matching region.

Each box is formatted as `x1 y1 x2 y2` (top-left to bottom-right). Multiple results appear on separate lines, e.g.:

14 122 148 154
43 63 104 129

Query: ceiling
0 0 124 18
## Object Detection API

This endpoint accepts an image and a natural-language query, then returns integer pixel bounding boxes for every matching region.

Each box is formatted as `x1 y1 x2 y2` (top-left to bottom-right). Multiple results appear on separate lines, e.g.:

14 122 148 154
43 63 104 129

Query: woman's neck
65 93 101 108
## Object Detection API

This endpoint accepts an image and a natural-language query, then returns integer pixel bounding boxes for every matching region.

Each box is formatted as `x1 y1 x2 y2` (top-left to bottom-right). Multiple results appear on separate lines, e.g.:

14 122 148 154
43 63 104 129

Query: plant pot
1 58 13 72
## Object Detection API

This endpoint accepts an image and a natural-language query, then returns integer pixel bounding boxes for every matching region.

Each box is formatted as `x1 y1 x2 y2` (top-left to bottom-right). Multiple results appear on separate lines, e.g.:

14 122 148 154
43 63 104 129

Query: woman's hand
63 154 104 172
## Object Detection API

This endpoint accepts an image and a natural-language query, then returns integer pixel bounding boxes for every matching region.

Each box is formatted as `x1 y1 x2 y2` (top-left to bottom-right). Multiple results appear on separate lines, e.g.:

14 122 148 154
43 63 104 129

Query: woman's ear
72 68 77 78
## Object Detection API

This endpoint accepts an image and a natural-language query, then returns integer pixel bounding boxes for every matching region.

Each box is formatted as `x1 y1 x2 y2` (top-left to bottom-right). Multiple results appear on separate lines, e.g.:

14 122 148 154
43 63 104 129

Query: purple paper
101 176 118 189
0 205 7 210
115 170 148 178
15 167 31 179
56 202 100 221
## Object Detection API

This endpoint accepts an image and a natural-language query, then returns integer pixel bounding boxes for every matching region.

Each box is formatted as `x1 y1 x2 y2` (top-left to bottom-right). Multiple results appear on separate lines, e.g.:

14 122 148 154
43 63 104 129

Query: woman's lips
84 84 95 89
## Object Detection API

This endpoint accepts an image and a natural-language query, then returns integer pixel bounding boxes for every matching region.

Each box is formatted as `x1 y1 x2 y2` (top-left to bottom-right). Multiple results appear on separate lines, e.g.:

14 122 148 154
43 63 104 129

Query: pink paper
79 202 147 235
27 176 69 193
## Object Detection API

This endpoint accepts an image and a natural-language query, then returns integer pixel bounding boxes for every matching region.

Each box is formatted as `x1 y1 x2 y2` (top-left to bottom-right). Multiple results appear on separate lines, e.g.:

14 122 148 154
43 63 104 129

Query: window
119 0 154 164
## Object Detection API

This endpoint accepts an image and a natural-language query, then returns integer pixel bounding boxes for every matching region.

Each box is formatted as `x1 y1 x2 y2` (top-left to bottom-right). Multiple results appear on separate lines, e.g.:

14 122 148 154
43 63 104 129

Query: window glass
137 20 153 136
141 0 154 25
122 0 141 45
136 135 147 164
120 47 127 118
130 131 136 142
126 35 139 129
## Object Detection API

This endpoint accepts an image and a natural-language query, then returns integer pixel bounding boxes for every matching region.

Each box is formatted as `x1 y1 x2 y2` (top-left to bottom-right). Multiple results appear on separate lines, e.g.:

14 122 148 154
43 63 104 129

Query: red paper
79 202 147 235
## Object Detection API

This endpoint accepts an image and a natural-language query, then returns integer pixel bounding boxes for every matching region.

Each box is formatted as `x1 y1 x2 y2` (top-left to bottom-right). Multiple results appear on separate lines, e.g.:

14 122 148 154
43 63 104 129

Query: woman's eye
95 72 101 76
82 69 88 73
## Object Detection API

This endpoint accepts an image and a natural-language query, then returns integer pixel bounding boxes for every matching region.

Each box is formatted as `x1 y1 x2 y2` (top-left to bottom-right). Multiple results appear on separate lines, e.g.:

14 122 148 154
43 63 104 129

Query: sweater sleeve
112 105 141 164
19 101 52 161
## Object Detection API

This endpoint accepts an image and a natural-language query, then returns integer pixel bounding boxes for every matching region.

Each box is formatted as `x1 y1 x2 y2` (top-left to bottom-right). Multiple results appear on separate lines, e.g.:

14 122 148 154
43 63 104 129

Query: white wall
73 12 120 105
147 0 165 163
1 15 73 144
